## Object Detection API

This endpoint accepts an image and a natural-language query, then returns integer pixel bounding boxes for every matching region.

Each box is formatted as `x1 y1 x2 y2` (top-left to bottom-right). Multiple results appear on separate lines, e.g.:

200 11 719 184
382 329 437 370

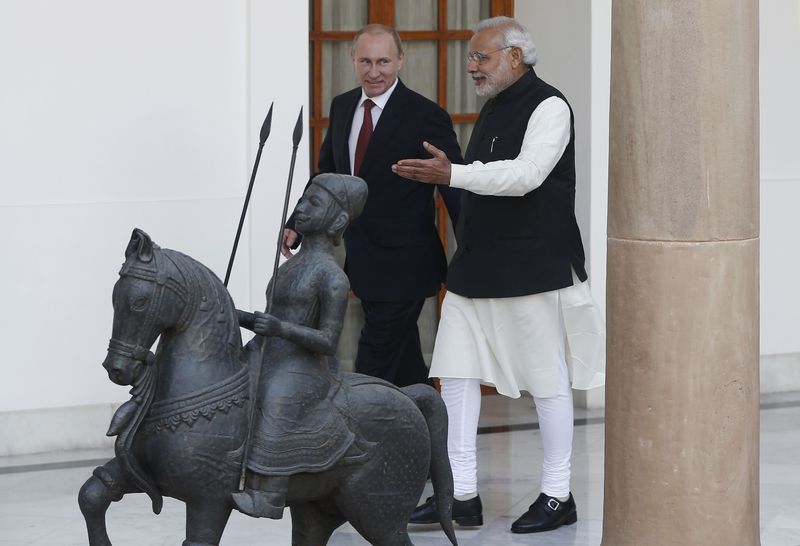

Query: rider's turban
312 173 368 222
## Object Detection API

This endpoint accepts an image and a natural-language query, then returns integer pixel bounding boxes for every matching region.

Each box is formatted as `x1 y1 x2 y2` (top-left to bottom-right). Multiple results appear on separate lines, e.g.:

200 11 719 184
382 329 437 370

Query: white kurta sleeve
449 96 571 197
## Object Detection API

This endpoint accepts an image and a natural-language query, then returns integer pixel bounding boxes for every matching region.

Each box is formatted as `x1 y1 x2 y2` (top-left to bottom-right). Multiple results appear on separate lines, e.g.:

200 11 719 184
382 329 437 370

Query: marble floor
1 392 798 546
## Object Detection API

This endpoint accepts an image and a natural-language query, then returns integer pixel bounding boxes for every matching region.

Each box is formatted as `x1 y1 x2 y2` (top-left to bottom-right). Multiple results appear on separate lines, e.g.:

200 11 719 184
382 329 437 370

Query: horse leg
78 458 139 546
289 502 346 546
183 501 231 546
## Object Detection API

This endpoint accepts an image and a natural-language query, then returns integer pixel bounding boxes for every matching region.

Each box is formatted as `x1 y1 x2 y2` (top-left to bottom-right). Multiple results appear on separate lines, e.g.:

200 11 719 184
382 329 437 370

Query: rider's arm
236 309 256 331
252 272 349 355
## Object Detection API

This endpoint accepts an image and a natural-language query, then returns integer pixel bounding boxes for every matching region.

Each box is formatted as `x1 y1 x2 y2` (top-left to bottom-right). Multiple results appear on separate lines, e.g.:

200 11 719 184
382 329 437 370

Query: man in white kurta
393 16 604 534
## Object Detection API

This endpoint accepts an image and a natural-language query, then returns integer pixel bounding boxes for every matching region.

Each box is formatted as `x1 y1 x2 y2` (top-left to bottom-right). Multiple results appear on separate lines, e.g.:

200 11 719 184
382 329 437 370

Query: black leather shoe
511 492 577 533
409 494 483 526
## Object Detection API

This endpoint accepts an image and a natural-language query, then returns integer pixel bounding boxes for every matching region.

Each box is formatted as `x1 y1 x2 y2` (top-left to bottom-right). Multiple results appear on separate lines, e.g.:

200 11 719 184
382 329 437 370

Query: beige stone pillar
602 2 760 546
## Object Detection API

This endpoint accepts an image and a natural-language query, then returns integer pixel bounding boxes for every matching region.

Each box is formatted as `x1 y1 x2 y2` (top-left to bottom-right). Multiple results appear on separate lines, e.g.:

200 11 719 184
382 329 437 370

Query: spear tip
292 107 303 147
259 102 274 145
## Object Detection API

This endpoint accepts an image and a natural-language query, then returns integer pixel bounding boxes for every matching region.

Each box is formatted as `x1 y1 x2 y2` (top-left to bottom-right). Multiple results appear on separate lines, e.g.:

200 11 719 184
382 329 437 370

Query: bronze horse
78 229 456 546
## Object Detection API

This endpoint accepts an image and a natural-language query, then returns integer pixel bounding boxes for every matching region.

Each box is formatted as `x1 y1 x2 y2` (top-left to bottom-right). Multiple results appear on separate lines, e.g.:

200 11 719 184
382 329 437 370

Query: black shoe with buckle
409 494 483 527
511 492 577 533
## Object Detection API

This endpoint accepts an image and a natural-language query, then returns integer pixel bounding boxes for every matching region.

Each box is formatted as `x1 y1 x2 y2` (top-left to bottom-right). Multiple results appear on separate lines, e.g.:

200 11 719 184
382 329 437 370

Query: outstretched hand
391 142 451 185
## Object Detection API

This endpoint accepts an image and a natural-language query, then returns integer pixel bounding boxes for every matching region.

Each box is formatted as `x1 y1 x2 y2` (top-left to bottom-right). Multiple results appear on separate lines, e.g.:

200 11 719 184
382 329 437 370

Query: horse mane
156 247 240 342
161 249 227 301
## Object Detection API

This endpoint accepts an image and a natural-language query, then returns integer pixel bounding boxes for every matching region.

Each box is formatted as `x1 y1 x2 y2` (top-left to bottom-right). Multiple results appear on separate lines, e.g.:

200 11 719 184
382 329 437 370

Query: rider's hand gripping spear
236 107 304 490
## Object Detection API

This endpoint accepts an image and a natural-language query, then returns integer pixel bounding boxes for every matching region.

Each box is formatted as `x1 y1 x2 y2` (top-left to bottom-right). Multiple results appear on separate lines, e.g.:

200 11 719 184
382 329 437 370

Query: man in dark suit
282 24 463 387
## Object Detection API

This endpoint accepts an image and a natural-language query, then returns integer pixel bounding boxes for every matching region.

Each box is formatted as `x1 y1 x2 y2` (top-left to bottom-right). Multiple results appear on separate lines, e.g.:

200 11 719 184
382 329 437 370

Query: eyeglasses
466 46 512 65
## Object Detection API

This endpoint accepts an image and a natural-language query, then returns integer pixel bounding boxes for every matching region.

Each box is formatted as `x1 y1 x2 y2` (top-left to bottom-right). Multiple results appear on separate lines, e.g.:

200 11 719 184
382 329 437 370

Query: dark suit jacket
314 80 463 302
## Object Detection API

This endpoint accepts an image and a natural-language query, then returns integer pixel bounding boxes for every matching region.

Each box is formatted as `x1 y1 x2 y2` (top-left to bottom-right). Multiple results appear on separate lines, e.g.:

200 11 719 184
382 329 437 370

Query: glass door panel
321 0 367 31
395 0 438 31
400 41 438 102
321 42 357 117
447 0 489 28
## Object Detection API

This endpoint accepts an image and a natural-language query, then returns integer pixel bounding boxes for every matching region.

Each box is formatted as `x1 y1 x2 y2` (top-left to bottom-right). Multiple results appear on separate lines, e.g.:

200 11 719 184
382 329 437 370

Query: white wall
246 1 311 314
759 0 800 357
0 0 309 452
589 1 612 316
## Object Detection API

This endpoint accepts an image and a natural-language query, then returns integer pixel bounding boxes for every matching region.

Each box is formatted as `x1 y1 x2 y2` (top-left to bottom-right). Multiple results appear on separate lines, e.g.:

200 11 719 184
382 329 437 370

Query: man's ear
511 46 523 68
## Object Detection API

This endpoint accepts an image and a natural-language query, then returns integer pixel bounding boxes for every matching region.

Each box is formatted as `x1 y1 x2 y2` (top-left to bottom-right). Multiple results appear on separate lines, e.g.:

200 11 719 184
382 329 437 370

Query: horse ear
125 228 154 263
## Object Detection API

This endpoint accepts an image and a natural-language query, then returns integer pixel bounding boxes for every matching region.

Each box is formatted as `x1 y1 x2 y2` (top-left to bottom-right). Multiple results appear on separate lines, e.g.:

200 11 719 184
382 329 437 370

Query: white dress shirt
347 78 399 175
449 96 571 196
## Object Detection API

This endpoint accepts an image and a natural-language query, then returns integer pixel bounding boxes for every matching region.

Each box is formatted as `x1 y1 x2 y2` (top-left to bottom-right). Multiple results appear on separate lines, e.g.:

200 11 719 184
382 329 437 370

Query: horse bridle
106 250 198 364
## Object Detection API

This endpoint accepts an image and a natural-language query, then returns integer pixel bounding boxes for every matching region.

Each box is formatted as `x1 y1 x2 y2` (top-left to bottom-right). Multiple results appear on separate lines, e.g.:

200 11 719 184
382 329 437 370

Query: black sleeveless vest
446 69 588 298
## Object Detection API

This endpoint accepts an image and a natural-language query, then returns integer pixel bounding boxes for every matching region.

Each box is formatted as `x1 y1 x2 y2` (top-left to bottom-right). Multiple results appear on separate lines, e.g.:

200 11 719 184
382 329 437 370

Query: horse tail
402 384 458 546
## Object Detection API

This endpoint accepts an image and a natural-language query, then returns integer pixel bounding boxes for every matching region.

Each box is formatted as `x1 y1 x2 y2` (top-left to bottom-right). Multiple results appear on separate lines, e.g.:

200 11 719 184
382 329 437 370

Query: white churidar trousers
432 275 601 498
440 356 574 498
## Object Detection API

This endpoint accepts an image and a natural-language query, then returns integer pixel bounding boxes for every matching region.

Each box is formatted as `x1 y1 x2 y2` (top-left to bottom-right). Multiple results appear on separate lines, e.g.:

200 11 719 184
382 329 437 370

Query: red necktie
353 99 375 175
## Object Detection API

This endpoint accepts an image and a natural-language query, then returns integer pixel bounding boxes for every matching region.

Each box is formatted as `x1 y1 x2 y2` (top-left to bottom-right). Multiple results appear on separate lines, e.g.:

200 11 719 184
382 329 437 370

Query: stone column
601 2 760 546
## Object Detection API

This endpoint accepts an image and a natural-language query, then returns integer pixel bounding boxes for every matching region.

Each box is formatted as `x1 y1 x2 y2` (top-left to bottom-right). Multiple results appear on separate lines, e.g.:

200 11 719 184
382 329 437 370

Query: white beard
474 55 515 98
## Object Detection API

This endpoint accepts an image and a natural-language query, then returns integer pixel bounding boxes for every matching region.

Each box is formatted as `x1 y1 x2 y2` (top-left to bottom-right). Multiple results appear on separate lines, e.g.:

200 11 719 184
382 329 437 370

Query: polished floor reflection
1 392 798 545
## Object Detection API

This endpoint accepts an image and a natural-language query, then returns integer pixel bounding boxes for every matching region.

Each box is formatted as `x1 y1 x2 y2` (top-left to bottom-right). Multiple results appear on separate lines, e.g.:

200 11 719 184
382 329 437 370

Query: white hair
475 16 538 67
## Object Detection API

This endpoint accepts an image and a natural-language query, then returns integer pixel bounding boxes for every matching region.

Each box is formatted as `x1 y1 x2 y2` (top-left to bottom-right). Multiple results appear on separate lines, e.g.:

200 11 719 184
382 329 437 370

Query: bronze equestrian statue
78 173 457 546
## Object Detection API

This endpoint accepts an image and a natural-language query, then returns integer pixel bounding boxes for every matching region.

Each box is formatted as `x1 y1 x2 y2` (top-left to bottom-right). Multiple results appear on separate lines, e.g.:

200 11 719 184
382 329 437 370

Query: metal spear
266 106 304 312
223 103 274 287
238 106 304 490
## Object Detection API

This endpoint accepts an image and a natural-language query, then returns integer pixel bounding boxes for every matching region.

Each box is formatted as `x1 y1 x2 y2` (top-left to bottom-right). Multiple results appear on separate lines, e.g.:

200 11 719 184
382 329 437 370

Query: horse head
102 229 188 385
